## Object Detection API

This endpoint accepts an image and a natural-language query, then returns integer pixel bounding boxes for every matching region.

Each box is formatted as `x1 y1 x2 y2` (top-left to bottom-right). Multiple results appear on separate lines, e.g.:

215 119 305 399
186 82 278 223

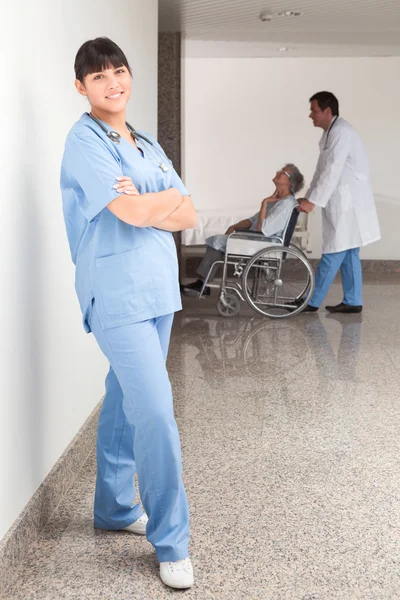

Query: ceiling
159 0 400 57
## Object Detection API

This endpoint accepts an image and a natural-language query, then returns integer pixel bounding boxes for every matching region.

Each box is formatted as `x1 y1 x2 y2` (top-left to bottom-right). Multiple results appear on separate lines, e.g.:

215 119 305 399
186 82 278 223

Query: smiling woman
60 37 195 589
74 39 133 142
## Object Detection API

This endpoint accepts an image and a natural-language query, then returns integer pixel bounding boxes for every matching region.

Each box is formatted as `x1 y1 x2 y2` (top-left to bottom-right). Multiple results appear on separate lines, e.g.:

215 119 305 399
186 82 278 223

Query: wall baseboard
183 256 400 279
0 401 101 599
312 259 400 273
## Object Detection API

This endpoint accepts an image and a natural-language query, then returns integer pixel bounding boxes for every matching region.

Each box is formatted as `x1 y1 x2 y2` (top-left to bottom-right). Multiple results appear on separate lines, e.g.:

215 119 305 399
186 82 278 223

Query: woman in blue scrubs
60 37 196 589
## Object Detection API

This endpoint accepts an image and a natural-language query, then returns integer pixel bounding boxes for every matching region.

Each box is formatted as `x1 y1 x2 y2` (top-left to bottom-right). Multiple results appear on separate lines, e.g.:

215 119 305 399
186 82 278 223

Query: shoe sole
160 574 194 589
325 308 362 314
121 527 146 535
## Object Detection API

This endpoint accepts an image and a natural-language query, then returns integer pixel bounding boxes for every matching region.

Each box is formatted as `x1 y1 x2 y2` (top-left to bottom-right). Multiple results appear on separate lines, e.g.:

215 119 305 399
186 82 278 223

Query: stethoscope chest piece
107 130 121 144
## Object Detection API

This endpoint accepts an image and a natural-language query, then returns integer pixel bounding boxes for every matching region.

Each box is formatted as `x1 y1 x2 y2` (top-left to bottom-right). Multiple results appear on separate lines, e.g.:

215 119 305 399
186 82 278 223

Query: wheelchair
198 208 315 319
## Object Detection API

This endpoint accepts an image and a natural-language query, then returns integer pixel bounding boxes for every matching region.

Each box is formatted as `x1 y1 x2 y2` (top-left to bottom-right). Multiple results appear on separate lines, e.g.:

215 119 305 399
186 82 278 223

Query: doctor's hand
297 199 315 213
113 176 140 196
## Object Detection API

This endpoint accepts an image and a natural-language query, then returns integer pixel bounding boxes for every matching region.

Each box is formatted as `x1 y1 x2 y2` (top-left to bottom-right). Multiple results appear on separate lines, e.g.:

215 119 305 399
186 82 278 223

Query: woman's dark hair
74 37 132 82
309 91 339 116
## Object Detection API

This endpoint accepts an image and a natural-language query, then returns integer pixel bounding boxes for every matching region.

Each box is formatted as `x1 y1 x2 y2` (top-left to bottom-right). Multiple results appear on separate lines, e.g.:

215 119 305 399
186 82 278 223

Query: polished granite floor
6 276 400 599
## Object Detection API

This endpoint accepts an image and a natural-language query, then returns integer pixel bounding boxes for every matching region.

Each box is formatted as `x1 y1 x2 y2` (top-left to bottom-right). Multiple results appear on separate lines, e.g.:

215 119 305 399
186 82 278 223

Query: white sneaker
122 514 148 535
160 557 194 589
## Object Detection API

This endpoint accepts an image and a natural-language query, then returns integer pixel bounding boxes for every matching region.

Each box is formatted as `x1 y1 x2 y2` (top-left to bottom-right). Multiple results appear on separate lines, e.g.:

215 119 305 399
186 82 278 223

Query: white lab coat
306 117 380 254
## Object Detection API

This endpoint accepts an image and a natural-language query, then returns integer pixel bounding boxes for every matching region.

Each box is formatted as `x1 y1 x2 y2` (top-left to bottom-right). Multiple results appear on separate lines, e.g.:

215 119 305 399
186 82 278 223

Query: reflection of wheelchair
198 208 315 318
178 316 313 384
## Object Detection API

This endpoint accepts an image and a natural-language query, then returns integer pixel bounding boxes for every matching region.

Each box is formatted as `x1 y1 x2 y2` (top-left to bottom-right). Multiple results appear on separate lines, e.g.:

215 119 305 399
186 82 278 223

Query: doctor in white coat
298 91 380 313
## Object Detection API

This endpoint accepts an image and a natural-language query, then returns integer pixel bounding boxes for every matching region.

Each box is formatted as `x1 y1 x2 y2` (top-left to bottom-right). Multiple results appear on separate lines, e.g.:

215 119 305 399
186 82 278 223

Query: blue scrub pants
89 303 190 563
309 247 363 308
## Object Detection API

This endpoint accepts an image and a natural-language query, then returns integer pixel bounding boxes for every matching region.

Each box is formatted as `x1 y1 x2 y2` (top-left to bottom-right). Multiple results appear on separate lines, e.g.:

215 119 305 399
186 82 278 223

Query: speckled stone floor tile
5 278 400 600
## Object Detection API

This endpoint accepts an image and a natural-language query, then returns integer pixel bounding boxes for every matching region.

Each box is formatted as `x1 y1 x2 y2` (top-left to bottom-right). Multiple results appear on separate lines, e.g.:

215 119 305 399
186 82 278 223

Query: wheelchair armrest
229 230 284 244
262 236 283 243
234 229 265 236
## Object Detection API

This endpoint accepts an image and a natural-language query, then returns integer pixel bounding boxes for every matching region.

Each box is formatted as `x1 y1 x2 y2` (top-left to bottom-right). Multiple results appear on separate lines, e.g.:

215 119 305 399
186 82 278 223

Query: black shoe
325 303 362 314
291 298 303 307
301 304 319 312
181 279 210 297
287 299 318 312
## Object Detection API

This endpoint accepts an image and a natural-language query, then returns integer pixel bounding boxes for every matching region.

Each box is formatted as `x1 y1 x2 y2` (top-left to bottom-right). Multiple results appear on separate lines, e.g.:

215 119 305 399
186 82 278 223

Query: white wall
182 54 400 259
0 0 158 540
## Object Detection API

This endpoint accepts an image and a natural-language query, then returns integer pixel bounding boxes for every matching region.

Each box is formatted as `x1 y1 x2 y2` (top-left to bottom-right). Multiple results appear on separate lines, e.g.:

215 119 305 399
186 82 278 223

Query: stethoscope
88 113 172 172
324 115 339 150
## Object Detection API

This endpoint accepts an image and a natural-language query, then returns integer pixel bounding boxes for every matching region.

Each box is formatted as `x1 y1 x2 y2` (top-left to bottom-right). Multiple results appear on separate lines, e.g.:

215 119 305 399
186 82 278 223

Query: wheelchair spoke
242 246 315 318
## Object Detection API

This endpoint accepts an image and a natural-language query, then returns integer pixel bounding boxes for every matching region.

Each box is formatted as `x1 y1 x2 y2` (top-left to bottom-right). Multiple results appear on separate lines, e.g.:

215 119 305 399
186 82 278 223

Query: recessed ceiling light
260 10 303 21
259 11 273 22
276 11 302 17
278 47 295 52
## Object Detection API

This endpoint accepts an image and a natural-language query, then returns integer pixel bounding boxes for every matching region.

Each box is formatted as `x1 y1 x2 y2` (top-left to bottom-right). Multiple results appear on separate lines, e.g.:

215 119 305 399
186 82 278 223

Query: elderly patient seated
181 163 304 296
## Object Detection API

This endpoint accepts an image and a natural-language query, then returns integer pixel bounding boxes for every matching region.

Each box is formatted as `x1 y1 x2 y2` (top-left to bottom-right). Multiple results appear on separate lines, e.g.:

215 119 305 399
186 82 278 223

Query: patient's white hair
284 164 304 195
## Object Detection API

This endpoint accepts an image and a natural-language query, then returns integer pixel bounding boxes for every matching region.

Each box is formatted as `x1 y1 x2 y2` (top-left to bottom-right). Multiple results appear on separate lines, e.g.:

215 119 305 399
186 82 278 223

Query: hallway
6 277 400 599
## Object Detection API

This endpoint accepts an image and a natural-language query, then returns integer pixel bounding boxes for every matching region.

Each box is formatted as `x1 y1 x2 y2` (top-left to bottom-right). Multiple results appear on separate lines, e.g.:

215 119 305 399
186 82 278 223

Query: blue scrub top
60 113 189 333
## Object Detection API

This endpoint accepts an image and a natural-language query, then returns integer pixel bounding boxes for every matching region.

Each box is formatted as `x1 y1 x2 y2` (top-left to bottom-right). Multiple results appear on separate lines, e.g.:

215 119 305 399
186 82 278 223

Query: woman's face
75 65 131 114
273 169 290 189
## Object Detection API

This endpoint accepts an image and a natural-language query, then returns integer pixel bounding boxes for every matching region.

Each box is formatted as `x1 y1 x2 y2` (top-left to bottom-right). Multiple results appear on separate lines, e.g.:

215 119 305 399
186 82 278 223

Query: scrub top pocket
95 247 151 317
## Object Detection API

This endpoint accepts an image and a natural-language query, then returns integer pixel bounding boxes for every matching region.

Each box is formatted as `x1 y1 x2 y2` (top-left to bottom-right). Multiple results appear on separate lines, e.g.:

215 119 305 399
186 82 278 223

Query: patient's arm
225 218 252 235
256 203 267 232
256 191 281 231
257 198 294 238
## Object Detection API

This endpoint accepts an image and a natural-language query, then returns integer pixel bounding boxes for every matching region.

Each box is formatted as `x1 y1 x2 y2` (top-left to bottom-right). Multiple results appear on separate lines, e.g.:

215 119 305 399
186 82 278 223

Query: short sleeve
169 168 190 196
63 130 123 222
260 198 296 237
249 212 259 229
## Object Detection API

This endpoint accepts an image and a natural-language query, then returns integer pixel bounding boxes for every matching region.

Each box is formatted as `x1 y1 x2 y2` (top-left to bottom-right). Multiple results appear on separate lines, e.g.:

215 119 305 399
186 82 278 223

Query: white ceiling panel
159 0 400 56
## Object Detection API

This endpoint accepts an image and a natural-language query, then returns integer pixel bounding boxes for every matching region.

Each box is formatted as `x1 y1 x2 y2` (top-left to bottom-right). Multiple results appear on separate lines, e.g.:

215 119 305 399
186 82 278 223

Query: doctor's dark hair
284 164 304 195
74 37 132 82
309 91 339 116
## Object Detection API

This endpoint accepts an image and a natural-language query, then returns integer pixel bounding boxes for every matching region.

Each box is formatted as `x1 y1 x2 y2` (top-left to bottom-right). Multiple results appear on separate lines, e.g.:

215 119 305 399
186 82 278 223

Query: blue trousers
90 303 190 562
309 248 363 308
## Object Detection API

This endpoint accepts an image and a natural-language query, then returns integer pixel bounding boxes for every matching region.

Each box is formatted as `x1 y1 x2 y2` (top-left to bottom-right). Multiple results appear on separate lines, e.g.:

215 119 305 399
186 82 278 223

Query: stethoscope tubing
88 113 172 171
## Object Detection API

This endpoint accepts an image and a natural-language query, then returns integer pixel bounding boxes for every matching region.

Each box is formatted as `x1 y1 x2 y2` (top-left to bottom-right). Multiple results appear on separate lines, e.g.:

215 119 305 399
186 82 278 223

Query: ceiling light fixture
259 11 273 22
260 10 303 22
276 10 302 17
278 47 294 52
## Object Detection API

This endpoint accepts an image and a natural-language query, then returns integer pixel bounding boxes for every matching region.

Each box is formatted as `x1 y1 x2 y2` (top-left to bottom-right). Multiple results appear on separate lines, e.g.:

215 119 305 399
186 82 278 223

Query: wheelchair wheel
241 245 314 318
216 292 241 318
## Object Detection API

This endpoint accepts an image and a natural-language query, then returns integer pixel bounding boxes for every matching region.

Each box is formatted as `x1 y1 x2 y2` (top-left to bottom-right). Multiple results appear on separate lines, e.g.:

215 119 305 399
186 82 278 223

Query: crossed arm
154 195 196 232
106 176 196 231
